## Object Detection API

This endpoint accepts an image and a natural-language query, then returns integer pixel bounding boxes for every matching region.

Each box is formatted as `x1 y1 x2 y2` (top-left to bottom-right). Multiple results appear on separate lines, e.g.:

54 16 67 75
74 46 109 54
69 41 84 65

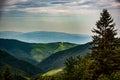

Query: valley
0 38 77 65
0 37 91 79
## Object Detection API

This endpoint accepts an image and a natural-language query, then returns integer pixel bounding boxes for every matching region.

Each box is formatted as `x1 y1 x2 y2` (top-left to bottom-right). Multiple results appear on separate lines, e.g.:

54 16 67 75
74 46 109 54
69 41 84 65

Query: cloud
0 0 6 11
0 0 7 18
50 1 69 5
6 0 28 4
15 2 50 8
112 2 120 7
116 0 120 3
2 0 120 16
110 0 120 8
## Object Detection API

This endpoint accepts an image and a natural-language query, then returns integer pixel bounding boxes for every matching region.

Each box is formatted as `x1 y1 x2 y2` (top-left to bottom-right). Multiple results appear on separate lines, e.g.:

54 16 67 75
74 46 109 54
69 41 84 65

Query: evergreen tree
89 9 120 79
2 65 14 80
63 56 90 80
63 57 77 80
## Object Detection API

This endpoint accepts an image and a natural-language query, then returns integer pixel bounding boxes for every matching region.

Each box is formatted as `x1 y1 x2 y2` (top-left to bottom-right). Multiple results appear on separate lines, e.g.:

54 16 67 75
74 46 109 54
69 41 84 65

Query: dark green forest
0 9 120 80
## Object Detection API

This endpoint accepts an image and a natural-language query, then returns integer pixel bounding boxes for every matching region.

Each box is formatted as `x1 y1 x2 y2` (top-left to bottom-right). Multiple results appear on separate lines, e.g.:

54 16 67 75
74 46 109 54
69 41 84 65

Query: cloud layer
1 0 119 15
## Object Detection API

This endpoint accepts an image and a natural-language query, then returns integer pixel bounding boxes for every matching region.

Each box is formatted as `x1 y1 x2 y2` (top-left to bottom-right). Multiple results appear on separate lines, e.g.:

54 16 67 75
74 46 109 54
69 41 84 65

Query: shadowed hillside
0 50 43 76
38 43 91 72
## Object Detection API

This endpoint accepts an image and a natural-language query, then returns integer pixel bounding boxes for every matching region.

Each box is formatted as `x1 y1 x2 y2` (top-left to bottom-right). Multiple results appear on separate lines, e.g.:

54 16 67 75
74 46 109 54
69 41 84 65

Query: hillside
0 39 77 65
43 68 63 76
0 31 91 44
38 43 91 72
0 50 43 76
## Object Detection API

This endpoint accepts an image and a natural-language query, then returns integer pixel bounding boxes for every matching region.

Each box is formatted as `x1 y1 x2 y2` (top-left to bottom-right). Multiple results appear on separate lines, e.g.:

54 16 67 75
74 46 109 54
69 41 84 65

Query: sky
0 0 120 36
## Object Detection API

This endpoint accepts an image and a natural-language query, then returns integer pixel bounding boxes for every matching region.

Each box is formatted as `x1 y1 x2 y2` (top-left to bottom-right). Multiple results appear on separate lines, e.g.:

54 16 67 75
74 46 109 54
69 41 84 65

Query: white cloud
112 2 120 7
6 0 29 4
3 0 120 15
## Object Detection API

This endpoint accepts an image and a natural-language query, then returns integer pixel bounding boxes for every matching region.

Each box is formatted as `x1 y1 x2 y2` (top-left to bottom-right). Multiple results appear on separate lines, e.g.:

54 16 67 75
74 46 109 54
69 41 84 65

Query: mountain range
0 31 91 44
0 39 77 65
0 31 92 75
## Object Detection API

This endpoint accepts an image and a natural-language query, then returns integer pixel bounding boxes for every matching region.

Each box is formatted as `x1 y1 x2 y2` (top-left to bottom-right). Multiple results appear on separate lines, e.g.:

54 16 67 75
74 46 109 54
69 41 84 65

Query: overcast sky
0 0 120 36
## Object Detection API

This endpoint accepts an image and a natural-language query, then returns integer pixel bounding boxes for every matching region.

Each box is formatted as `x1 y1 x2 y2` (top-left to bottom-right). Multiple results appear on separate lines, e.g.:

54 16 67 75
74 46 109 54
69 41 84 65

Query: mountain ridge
0 31 91 44
0 38 77 65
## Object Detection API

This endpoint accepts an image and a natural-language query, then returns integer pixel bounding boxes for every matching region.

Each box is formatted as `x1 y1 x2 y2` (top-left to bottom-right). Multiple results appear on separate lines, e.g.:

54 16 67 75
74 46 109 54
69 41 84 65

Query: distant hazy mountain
0 31 22 39
0 39 77 65
0 31 91 44
38 43 91 72
0 49 43 76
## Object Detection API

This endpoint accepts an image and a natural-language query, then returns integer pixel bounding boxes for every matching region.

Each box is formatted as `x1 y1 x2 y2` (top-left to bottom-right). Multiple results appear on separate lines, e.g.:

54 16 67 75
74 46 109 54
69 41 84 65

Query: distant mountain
0 39 77 65
0 31 22 39
38 43 91 72
0 49 43 76
0 31 91 44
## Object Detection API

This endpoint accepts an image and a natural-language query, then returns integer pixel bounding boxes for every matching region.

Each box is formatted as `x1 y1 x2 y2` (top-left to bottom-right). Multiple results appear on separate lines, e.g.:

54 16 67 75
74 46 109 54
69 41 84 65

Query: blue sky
0 0 120 36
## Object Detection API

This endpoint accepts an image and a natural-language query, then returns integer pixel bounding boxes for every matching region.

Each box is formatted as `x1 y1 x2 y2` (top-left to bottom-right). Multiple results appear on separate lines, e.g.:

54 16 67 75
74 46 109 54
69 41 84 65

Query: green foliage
14 74 30 80
38 55 88 80
96 71 120 80
97 74 109 80
62 55 91 80
1 65 14 80
111 71 120 80
32 75 61 80
0 65 30 80
88 9 120 79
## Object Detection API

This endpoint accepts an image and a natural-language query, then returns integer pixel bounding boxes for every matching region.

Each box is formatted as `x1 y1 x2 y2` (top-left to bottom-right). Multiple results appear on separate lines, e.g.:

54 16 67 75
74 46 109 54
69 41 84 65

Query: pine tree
89 9 120 79
2 65 14 80
63 57 77 80
63 56 90 80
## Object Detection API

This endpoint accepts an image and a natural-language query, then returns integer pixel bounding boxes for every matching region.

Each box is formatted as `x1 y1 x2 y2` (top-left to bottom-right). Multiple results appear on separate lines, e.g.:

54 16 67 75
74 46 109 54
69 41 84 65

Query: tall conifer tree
89 9 120 79
2 65 14 80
